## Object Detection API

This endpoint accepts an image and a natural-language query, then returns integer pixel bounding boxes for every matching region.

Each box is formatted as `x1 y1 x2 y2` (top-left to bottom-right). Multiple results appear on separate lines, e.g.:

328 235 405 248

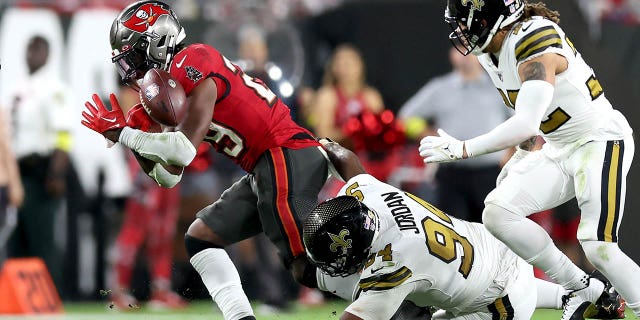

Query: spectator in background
398 47 510 223
312 44 384 149
0 109 23 260
236 25 274 92
7 35 72 293
600 0 640 24
312 44 404 187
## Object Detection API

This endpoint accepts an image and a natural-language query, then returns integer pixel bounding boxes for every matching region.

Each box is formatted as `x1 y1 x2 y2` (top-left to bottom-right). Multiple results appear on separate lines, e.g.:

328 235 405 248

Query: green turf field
0 300 633 319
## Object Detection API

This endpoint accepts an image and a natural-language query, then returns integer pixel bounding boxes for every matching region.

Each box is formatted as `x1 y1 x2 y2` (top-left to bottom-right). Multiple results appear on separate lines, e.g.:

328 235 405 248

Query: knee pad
482 204 508 233
581 240 619 269
184 234 222 258
482 204 528 240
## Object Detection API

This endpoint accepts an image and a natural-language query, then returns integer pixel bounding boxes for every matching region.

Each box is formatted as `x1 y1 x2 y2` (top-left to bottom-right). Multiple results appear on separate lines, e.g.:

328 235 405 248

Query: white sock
582 240 640 316
483 204 586 290
190 248 254 320
535 278 566 309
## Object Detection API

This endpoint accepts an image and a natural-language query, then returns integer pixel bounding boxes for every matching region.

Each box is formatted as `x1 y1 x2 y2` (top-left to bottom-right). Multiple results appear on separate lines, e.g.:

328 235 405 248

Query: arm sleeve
464 80 553 157
345 282 416 320
118 126 197 167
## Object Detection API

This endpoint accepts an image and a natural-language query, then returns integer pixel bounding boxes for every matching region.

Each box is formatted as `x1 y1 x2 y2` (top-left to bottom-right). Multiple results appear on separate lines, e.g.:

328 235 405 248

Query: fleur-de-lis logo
461 0 485 11
329 229 352 253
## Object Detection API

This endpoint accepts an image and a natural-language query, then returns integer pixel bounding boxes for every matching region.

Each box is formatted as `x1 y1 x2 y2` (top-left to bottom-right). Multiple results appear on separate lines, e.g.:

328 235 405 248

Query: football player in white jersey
418 1 639 319
304 139 624 320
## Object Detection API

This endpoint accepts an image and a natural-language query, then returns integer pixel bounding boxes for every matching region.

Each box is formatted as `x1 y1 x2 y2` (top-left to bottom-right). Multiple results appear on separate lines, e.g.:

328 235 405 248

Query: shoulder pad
507 18 563 63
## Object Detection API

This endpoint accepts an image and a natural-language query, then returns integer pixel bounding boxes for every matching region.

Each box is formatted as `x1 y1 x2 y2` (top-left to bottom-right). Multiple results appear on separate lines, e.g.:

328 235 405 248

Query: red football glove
81 93 126 136
126 103 161 132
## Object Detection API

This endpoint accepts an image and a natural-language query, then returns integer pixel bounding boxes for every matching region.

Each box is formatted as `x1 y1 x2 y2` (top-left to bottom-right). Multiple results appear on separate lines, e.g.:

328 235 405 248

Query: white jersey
478 17 632 159
9 68 74 159
338 174 525 318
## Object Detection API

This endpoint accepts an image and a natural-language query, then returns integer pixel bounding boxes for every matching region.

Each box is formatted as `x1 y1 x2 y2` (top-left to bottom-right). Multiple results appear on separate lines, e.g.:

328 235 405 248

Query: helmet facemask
445 0 524 56
112 41 154 87
110 1 186 88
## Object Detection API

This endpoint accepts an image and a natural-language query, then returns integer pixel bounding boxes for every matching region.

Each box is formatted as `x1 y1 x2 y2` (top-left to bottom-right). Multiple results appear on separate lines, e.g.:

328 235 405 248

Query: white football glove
418 129 465 163
496 147 530 187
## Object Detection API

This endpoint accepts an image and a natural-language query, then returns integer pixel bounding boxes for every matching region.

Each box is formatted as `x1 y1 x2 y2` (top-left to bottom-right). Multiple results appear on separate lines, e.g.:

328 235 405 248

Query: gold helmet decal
329 229 352 254
461 0 485 11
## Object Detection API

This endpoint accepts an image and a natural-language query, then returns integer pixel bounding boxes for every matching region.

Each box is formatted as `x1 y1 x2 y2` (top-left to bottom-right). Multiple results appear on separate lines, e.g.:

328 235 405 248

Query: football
139 68 187 127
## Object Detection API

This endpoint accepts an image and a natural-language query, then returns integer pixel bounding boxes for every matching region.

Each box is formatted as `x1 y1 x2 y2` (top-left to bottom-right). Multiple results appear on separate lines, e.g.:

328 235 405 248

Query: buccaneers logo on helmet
122 3 170 33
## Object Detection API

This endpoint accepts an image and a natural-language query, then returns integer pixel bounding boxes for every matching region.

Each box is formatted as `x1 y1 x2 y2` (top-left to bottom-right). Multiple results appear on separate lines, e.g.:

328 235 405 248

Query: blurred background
0 0 639 314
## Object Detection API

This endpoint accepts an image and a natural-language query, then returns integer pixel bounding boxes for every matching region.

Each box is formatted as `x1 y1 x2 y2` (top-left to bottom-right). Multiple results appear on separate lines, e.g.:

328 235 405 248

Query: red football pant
114 184 180 289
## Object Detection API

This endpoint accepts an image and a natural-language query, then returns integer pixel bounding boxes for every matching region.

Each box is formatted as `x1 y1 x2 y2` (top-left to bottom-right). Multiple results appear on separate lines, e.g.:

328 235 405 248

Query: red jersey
334 87 368 128
169 44 319 171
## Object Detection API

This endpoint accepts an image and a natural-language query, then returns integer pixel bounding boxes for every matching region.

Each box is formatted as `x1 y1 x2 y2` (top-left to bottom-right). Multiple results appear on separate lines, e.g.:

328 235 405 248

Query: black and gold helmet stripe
358 266 413 292
598 140 624 242
488 295 515 320
515 25 562 62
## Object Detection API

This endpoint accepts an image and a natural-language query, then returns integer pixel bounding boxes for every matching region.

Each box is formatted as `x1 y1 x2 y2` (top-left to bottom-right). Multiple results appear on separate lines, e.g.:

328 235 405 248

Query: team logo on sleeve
185 66 203 82
122 3 171 33
329 229 352 254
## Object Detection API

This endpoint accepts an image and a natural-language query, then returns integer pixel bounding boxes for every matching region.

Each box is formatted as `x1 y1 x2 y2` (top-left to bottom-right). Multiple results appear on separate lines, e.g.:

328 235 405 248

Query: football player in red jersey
81 2 329 319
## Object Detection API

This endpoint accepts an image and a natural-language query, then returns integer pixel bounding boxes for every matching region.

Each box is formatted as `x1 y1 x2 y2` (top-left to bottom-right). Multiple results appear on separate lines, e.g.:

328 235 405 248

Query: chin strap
474 14 505 54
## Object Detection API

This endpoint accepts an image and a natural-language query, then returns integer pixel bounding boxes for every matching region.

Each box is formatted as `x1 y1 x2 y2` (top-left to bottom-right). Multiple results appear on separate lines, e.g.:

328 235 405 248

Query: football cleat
110 291 139 311
561 276 605 320
585 270 626 319
147 290 188 310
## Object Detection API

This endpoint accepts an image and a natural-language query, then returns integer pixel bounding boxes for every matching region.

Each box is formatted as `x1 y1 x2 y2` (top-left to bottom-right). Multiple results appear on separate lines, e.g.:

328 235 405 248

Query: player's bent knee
482 204 524 240
581 240 620 269
290 256 318 288
186 218 226 246
482 204 506 233
184 234 223 258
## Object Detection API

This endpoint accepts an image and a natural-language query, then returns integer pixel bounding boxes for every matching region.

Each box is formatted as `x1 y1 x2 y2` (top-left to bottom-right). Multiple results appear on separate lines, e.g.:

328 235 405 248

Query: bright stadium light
267 63 283 81
279 81 294 98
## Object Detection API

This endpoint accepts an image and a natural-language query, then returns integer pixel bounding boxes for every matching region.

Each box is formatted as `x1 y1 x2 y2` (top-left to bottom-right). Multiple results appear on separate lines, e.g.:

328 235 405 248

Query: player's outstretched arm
459 53 567 158
318 138 366 181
